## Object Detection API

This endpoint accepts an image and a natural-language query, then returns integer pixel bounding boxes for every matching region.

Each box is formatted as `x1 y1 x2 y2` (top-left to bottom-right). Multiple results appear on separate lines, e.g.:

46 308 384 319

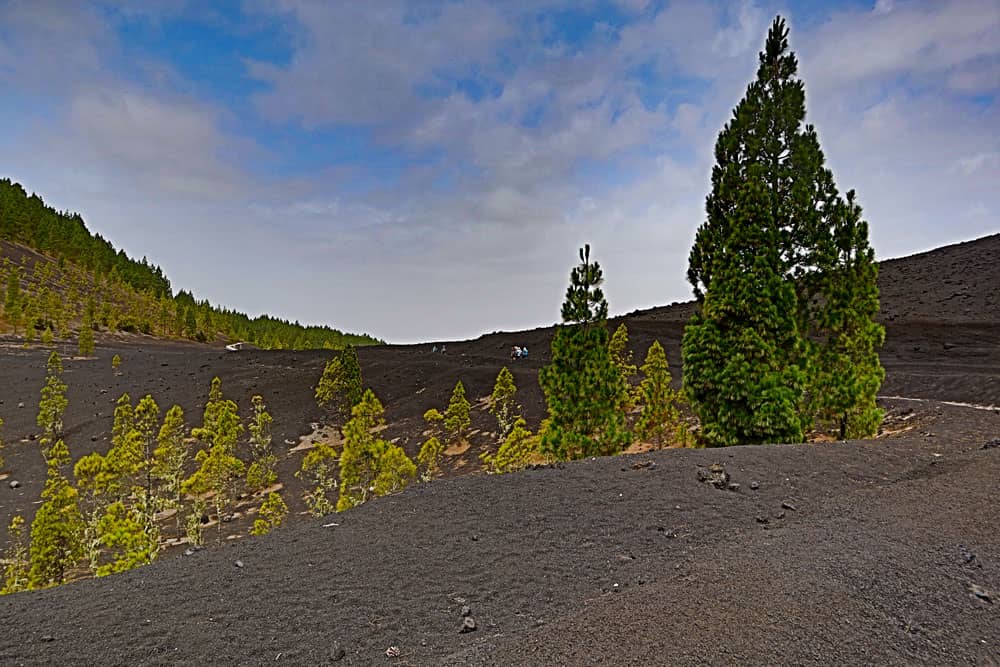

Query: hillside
0 233 998 664
0 178 382 350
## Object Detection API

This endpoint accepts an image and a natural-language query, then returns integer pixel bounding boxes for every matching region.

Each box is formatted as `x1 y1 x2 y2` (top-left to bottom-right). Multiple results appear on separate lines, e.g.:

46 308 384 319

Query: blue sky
0 0 997 342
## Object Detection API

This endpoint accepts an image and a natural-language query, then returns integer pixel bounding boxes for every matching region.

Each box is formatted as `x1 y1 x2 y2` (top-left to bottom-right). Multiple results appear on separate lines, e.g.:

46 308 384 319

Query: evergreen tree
133 395 161 527
152 405 188 536
539 245 629 460
78 310 95 357
683 166 805 446
489 367 519 441
417 436 444 480
94 501 158 576
111 354 122 372
480 417 536 474
608 323 637 411
315 346 364 416
337 389 415 511
246 395 277 492
183 379 245 530
28 441 85 588
684 16 884 442
250 492 288 536
1 515 30 595
36 351 68 452
444 380 471 445
296 444 339 516
635 341 689 448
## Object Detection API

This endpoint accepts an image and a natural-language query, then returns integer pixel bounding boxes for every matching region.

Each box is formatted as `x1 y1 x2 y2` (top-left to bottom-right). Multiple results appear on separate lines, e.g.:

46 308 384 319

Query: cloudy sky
1 0 997 343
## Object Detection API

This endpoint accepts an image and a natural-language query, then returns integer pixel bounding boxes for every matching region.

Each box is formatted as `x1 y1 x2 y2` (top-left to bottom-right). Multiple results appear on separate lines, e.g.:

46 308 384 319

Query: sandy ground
0 234 997 665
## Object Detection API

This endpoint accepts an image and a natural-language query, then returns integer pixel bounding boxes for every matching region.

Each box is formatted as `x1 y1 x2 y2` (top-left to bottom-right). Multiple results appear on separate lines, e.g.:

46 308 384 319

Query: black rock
749 481 760 490
460 616 477 633
9 480 20 489
981 439 1000 451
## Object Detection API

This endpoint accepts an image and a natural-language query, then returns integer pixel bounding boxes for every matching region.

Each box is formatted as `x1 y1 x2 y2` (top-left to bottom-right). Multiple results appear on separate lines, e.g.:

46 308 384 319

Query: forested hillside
0 179 382 349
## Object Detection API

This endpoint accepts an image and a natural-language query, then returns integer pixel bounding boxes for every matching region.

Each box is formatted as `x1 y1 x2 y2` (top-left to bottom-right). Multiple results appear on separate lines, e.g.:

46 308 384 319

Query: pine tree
183 379 245 531
133 395 160 528
444 380 471 445
685 16 884 442
152 405 188 536
36 351 68 452
246 395 277 492
296 444 339 516
635 341 689 448
480 417 536 474
78 310 95 357
111 354 122 372
683 166 805 446
315 346 364 416
28 441 85 588
608 323 637 411
337 389 415 511
417 436 444 480
539 245 629 460
94 501 158 576
1 515 30 595
489 367 519 441
250 491 288 536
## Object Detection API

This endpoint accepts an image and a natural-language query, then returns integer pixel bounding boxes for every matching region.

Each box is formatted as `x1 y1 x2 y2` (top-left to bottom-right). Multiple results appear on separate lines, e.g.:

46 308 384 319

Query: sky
0 0 997 343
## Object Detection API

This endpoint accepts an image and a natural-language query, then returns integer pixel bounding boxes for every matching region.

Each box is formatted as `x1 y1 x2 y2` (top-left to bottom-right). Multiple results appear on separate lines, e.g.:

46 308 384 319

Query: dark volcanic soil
0 234 998 665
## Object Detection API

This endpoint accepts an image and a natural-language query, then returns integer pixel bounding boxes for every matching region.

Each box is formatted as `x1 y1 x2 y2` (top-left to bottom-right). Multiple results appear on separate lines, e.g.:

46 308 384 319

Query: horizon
1 1 997 344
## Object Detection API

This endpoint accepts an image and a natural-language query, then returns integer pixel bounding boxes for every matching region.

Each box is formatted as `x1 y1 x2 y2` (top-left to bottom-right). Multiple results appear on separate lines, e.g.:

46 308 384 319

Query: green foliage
250 492 288 536
481 417 536 474
296 443 339 516
36 351 68 450
489 367 519 441
3 267 23 333
94 501 158 577
1 515 30 595
133 395 161 524
40 326 54 345
684 17 883 444
0 178 384 349
635 341 689 448
417 436 444 480
28 458 85 589
609 323 637 411
78 323 95 356
444 380 471 445
315 346 364 414
183 379 245 529
683 167 806 447
540 245 630 460
185 499 207 547
337 389 416 511
246 395 277 493
111 354 121 370
152 405 188 534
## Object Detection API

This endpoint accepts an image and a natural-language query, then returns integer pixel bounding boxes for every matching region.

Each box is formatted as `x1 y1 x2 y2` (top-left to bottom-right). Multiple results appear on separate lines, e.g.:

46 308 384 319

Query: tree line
0 180 383 350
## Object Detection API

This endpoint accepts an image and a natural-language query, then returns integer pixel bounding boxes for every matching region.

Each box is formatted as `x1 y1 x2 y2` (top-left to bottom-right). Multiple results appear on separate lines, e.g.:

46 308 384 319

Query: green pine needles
540 245 630 460
683 16 884 446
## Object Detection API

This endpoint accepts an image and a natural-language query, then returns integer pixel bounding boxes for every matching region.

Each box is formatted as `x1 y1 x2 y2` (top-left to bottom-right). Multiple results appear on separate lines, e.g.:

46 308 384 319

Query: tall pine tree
540 245 629 460
684 16 883 443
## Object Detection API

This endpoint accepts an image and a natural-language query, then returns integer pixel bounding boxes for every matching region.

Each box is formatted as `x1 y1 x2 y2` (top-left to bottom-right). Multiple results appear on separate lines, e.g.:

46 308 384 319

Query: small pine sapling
1 515 30 595
246 395 277 493
94 501 158 576
444 380 471 445
635 341 690 448
296 444 339 516
489 367 519 441
250 492 289 536
28 442 85 589
480 417 536 474
36 351 68 453
609 323 637 411
111 354 122 373
152 405 188 536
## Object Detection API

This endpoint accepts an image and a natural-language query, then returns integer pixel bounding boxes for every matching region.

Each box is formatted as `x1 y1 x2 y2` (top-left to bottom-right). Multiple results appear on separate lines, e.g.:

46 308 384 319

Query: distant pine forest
0 178 382 349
